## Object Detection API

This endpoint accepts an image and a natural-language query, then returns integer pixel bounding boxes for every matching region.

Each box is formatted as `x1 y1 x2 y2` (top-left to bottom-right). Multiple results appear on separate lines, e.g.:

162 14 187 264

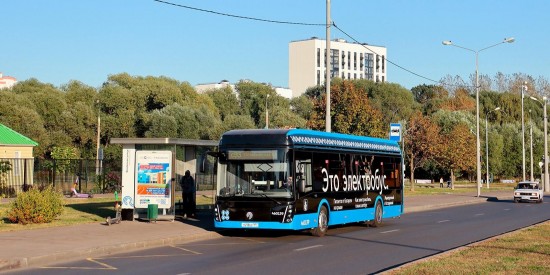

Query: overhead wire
331 23 443 85
153 0 466 88
153 0 325 26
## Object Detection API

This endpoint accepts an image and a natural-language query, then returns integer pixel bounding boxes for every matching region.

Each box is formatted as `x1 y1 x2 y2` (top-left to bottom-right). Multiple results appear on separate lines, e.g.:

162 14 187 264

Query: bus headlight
214 206 220 221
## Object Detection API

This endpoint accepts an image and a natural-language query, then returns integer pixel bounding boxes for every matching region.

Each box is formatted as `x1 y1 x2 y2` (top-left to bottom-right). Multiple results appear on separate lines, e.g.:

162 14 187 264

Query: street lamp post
521 84 527 181
485 107 500 188
530 96 549 192
325 0 331 133
96 100 101 176
265 94 270 129
530 110 534 181
442 37 515 197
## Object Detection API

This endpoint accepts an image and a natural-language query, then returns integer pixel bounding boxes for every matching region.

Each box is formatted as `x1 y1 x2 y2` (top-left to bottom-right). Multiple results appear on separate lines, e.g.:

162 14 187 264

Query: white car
514 181 544 203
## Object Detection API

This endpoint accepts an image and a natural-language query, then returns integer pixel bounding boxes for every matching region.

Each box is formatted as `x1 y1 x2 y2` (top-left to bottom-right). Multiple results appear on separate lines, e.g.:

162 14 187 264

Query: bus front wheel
311 206 328 237
371 201 383 227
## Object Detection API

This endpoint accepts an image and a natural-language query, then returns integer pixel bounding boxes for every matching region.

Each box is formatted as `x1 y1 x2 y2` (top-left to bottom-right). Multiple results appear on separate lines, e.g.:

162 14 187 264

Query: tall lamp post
521 83 528 181
530 96 549 192
265 94 270 129
485 107 500 188
325 0 331 133
442 37 515 197
95 99 101 175
530 109 534 181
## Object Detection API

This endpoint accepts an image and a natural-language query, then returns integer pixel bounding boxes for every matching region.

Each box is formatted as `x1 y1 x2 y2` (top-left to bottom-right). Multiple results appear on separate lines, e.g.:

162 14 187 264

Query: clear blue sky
2 0 548 91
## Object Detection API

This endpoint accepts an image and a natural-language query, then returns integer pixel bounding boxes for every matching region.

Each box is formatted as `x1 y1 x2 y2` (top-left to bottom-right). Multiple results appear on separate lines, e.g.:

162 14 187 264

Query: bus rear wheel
311 206 328 237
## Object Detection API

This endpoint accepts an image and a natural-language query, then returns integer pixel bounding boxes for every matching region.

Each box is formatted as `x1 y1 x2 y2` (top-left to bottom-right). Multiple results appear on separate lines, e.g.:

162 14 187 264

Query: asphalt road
10 198 549 275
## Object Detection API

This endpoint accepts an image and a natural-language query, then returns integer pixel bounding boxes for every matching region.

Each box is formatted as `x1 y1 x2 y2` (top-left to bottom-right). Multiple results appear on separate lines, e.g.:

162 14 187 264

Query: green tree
360 81 418 126
51 146 78 184
62 80 97 106
206 86 240 120
499 123 523 178
309 80 385 137
236 81 275 126
220 114 256 132
195 104 223 139
432 110 474 134
266 105 307 129
58 102 97 158
97 84 137 141
290 95 314 121
411 84 449 115
0 91 49 156
145 110 178 138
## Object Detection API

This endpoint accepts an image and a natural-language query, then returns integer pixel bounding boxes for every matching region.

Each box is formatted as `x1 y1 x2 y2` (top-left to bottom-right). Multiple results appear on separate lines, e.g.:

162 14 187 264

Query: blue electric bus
211 128 403 236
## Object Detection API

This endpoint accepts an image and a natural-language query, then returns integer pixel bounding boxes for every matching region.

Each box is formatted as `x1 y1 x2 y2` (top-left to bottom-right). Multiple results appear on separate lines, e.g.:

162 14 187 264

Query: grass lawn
0 193 214 232
388 221 550 274
404 182 516 196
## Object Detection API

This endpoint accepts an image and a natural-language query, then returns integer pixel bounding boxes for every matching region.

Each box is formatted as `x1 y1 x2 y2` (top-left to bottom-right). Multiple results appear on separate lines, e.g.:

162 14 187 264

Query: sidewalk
0 190 513 272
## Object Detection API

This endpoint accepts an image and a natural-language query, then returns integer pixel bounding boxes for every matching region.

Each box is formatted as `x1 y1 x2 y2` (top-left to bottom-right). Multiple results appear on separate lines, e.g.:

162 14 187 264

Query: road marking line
295 245 323 251
171 245 202 254
40 266 115 270
187 241 264 246
437 220 451 223
474 213 484 216
97 254 190 259
87 258 117 270
40 258 117 270
503 208 511 211
380 229 399 234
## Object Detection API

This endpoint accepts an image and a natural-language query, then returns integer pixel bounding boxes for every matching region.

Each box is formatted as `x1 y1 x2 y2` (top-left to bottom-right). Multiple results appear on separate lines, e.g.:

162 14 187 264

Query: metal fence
0 158 121 197
0 158 216 198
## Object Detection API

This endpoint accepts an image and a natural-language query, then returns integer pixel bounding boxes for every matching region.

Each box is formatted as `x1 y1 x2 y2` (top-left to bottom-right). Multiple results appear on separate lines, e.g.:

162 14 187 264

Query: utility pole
325 0 331 133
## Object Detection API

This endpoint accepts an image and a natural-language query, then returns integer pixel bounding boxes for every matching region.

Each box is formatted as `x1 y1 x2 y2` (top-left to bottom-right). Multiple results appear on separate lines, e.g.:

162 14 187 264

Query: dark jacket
180 175 195 194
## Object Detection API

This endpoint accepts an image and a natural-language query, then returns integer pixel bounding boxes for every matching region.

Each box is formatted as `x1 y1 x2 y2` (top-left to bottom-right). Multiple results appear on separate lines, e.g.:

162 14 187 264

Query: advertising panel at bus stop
135 150 172 209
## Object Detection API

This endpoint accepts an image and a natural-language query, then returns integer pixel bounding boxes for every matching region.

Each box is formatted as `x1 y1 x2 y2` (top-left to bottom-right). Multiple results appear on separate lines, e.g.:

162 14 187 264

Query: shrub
7 186 65 224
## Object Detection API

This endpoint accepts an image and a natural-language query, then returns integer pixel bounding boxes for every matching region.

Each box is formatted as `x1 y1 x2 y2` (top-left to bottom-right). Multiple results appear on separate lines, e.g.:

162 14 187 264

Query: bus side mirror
203 151 222 173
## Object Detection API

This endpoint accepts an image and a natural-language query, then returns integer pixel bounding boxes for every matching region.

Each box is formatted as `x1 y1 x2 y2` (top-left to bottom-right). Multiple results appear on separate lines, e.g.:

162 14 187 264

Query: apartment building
195 80 293 99
289 37 387 97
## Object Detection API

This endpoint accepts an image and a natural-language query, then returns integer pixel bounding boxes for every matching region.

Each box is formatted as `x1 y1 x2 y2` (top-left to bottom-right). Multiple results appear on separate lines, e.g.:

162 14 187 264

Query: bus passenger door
295 159 312 193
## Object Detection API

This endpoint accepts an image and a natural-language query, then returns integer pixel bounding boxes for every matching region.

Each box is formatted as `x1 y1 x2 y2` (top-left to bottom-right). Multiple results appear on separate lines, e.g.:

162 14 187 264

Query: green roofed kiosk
0 123 39 195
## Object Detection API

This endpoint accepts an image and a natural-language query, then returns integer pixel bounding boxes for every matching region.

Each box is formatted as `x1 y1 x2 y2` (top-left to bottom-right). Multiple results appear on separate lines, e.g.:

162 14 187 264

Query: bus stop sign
389 123 401 142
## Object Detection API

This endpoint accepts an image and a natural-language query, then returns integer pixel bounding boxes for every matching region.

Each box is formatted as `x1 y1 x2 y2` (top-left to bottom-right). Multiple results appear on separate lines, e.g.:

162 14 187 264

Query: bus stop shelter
110 138 218 221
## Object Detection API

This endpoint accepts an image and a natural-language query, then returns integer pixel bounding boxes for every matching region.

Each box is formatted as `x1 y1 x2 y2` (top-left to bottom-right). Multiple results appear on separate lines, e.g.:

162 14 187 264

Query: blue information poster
135 151 172 209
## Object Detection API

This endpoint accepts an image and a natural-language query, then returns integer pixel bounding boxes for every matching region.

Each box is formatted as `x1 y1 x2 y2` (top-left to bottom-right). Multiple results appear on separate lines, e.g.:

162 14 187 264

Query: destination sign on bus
227 150 278 160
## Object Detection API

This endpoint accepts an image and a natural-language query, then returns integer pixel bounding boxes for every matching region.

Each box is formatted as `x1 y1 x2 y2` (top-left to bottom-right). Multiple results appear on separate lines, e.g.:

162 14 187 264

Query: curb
0 230 222 272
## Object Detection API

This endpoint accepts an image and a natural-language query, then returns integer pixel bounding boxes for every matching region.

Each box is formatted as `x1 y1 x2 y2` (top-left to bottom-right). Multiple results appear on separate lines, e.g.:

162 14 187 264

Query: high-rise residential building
0 72 17 89
289 37 387 97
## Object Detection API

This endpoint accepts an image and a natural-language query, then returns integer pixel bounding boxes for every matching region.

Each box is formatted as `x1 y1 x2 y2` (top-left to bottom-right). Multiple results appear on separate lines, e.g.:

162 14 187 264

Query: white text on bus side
321 168 388 194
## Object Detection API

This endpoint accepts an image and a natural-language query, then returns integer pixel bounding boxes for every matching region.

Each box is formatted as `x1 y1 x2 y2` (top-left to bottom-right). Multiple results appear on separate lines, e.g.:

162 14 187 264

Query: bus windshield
218 149 292 198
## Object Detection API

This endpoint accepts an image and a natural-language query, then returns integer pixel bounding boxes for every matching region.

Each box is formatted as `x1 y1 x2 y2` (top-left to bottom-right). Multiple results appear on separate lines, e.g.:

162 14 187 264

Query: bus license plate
241 222 259 228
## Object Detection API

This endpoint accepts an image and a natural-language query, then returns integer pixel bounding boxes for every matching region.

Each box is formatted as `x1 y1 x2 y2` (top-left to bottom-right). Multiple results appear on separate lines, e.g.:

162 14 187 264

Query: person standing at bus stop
180 170 196 218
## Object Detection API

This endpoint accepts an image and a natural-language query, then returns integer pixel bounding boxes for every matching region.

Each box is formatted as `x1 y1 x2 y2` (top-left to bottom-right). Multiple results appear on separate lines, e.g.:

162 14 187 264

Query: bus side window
313 166 324 192
296 160 312 193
